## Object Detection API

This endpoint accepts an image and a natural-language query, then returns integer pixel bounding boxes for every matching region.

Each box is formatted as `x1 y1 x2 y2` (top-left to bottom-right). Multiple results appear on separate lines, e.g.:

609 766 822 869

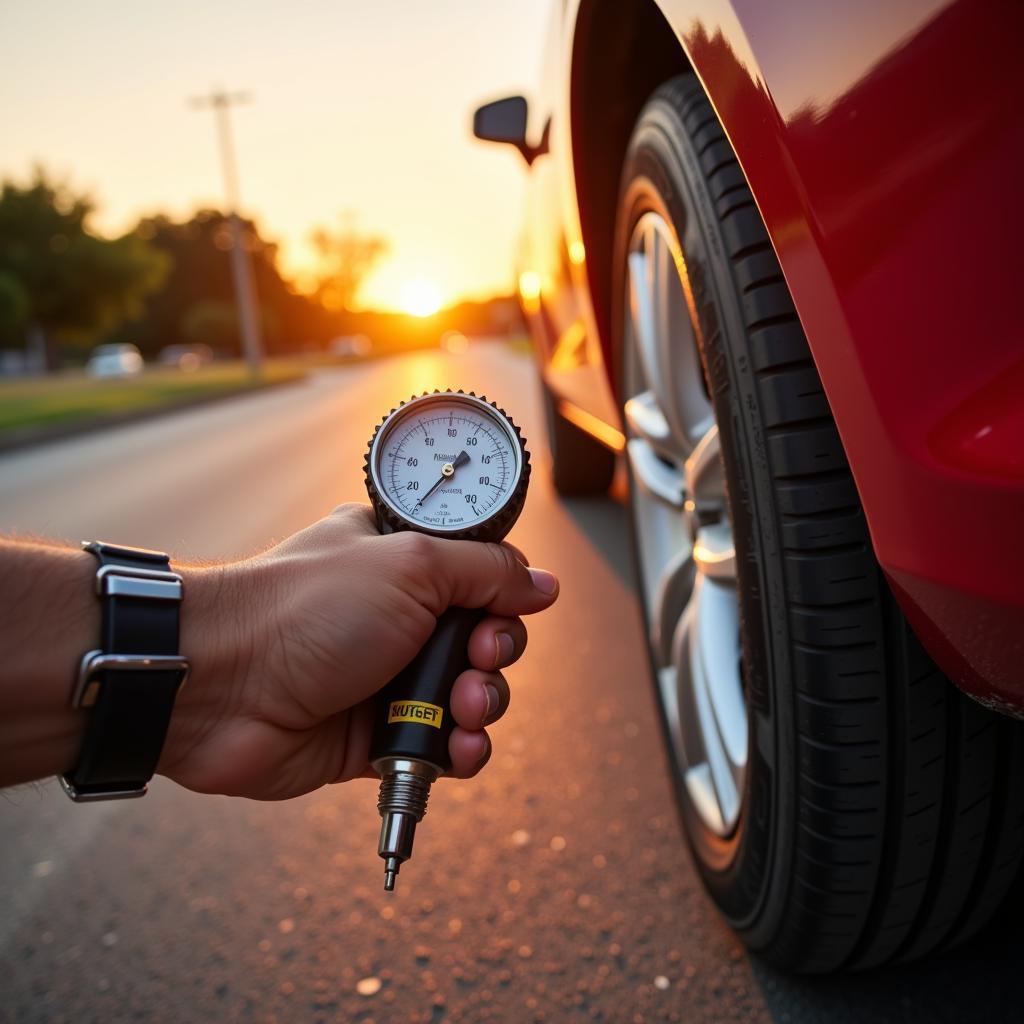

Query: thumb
424 538 559 617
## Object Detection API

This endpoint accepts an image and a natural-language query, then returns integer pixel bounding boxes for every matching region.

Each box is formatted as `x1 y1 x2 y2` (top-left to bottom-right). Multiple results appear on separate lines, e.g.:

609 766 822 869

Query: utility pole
189 87 264 377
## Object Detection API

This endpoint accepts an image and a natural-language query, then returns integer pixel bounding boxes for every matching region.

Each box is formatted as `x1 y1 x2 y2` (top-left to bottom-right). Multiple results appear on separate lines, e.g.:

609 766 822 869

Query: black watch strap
59 542 189 802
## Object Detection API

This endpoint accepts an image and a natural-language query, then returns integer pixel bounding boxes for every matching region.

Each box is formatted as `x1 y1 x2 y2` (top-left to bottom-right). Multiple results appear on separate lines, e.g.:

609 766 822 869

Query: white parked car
86 344 144 379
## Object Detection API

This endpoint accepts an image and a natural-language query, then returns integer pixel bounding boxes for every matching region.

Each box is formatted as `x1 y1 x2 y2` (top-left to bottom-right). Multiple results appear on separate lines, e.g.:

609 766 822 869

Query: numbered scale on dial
365 391 529 541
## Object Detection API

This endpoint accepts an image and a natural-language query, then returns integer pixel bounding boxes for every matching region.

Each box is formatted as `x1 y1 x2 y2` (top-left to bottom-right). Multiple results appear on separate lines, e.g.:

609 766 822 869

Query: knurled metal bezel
364 390 531 542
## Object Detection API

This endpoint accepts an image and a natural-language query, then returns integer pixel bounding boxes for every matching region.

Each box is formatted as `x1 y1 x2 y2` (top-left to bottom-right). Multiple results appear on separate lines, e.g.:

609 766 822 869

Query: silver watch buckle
69 650 191 710
58 776 149 802
61 650 190 803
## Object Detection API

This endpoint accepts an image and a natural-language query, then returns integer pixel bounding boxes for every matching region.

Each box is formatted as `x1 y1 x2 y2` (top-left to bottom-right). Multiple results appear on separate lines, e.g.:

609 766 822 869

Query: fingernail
478 734 492 766
484 683 500 722
529 568 558 595
494 632 514 667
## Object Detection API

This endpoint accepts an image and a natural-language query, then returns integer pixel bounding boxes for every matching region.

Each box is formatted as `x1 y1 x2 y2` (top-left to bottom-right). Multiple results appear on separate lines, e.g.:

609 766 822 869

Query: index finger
420 535 559 617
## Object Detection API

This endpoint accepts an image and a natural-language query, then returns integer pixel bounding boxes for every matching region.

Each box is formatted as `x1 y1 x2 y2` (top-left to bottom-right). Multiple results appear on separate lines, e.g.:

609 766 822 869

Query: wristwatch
59 542 190 802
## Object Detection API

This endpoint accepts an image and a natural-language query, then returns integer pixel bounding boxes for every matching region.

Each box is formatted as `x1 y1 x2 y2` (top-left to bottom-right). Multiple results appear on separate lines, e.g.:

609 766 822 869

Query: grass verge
0 361 307 442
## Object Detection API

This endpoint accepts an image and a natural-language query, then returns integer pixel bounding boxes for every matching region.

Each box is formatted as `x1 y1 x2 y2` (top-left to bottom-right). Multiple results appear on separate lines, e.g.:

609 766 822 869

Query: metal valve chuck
374 757 439 890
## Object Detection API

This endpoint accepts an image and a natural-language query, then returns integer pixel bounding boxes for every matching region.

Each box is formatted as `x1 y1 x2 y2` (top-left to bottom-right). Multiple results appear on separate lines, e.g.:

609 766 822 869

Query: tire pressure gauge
364 391 530 890
366 390 529 540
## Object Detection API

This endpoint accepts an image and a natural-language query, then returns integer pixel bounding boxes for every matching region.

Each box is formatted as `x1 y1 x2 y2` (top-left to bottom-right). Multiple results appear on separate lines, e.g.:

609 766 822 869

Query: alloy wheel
624 211 747 837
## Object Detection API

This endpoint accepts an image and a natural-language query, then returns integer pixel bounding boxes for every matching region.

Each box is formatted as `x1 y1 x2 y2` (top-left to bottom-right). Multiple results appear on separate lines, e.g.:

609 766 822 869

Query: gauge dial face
370 395 523 534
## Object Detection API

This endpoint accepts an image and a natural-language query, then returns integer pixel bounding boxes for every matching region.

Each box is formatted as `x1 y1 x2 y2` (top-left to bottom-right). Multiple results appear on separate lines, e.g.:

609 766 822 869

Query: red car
474 0 1024 973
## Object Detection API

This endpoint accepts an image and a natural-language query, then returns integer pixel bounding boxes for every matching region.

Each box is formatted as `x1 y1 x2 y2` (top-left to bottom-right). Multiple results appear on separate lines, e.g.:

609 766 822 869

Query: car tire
613 73 1024 972
541 381 617 496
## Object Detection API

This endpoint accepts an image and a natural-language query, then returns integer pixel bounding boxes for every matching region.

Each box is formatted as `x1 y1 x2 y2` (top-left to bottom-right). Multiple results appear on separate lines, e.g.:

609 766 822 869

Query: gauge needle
414 450 470 509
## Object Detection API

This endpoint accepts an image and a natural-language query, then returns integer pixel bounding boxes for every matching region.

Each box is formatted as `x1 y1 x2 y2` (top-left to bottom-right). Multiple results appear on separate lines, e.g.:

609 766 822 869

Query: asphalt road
1 343 1021 1023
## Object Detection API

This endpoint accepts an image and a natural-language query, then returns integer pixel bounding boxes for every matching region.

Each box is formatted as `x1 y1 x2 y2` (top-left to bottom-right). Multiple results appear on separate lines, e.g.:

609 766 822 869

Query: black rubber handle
368 606 485 772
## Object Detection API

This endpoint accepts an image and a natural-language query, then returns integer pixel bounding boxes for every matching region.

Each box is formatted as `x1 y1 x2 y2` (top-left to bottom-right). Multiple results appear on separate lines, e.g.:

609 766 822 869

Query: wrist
157 561 246 778
0 543 98 786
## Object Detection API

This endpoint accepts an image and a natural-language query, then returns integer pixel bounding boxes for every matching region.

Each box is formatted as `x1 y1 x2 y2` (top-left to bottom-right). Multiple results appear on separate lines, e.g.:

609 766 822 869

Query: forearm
0 538 240 789
0 540 98 785
0 507 558 800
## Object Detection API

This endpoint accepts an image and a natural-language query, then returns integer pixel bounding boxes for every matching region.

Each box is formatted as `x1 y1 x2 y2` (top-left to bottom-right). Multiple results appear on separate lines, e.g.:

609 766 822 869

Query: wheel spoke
646 219 715 451
627 249 662 404
651 229 695 438
683 764 726 836
693 521 736 582
657 665 684 756
684 423 722 501
650 224 677 421
624 390 671 450
649 547 695 666
677 591 739 832
693 578 747 779
625 438 684 508
629 220 715 458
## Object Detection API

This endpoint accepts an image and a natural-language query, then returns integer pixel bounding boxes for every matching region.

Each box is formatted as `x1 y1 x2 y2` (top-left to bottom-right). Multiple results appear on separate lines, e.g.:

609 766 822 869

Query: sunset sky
0 0 552 312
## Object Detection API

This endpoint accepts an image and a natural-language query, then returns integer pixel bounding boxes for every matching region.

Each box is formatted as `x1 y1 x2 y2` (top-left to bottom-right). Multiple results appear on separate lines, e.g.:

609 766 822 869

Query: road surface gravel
1 344 1020 1022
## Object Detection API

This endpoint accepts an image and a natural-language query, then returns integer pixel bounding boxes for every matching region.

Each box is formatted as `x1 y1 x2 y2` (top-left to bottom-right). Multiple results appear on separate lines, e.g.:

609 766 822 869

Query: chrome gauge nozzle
374 757 439 891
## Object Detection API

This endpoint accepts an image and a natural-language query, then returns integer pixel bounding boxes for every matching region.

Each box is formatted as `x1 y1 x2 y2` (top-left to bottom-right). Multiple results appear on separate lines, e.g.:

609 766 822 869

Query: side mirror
472 96 547 166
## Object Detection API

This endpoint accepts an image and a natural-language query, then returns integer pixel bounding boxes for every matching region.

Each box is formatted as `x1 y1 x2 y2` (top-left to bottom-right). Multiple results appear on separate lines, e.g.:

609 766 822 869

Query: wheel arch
569 0 691 387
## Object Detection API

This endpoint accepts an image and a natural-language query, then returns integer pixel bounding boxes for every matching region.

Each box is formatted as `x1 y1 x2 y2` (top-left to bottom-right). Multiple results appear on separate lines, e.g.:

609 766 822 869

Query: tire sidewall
612 88 796 947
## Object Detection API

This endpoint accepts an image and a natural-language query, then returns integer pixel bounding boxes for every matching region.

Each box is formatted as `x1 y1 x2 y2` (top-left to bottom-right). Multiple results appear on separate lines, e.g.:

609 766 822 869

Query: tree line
0 170 400 370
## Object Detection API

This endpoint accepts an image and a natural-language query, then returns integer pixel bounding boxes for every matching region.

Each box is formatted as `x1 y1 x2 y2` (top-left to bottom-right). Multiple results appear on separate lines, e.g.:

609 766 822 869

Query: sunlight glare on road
384 349 471 399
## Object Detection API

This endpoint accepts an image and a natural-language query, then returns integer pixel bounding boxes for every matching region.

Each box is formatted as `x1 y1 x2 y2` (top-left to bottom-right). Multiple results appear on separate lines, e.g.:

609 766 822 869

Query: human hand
159 505 558 799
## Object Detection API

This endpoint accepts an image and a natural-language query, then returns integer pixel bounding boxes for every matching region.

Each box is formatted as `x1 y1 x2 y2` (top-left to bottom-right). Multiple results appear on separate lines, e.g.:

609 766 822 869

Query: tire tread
639 74 1024 972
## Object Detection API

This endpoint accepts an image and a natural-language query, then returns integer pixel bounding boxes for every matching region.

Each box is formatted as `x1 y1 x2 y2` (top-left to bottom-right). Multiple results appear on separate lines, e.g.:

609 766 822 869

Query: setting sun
399 280 443 318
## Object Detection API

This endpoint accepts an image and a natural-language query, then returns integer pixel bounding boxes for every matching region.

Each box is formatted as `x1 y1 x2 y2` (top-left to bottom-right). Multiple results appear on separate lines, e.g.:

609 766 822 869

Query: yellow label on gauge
388 700 443 728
